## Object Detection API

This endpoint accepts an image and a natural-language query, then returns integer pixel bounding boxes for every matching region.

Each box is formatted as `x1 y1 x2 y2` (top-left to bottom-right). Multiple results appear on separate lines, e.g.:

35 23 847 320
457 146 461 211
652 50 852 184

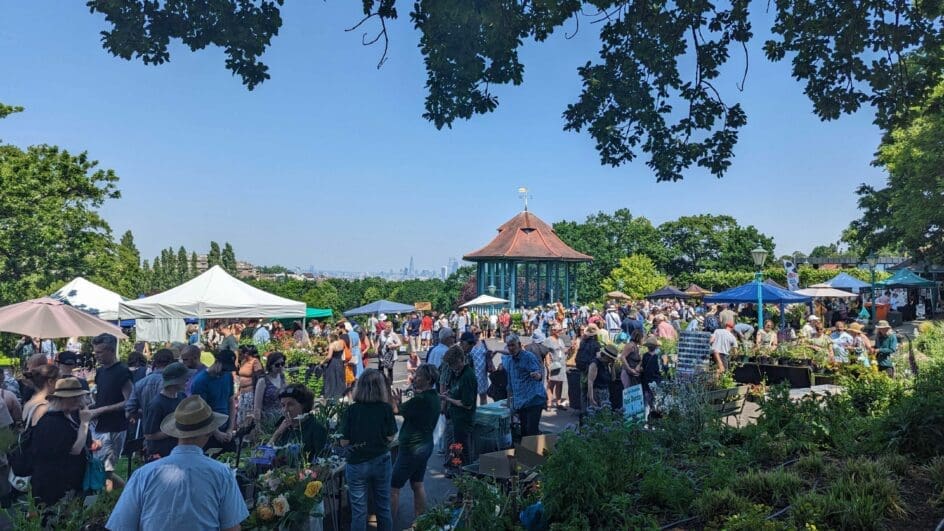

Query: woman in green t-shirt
441 345 477 470
390 364 440 525
341 369 396 531
268 384 328 463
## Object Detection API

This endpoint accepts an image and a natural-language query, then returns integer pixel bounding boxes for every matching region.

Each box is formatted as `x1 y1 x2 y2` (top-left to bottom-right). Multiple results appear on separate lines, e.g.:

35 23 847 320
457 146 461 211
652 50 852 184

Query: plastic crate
473 402 512 457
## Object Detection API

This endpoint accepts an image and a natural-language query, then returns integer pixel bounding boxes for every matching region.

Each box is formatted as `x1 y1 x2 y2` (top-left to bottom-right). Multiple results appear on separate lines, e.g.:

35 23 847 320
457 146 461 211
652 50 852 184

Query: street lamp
752 245 769 326
867 253 878 324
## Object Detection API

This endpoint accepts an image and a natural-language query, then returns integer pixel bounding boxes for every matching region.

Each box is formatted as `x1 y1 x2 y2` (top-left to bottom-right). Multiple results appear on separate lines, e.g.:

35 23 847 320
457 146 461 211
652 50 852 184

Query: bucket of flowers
245 464 330 530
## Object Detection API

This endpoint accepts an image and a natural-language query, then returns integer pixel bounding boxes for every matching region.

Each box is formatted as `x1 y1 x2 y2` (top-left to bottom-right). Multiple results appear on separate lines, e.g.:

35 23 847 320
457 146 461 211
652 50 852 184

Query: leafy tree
190 251 198 277
849 81 944 263
256 265 292 275
84 1 944 180
554 209 665 302
112 230 142 297
176 246 189 282
601 254 667 300
207 241 221 268
221 242 237 273
658 214 775 277
0 110 120 304
809 244 840 258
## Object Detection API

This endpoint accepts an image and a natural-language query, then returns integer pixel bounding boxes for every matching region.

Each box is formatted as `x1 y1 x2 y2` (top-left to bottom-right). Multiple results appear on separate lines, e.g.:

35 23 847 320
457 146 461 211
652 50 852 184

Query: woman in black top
341 369 396 531
587 343 618 410
389 364 441 525
322 333 347 400
31 377 94 506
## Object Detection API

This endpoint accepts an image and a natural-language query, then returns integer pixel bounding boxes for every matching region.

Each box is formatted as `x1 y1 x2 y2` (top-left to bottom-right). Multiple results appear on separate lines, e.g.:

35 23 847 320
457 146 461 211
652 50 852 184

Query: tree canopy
84 1 944 181
601 254 667 300
0 119 120 304
849 81 944 264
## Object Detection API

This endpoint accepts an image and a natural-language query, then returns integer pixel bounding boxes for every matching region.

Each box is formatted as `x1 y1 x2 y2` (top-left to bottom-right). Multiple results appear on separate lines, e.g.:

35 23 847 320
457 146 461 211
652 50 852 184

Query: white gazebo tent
119 266 306 341
50 277 125 321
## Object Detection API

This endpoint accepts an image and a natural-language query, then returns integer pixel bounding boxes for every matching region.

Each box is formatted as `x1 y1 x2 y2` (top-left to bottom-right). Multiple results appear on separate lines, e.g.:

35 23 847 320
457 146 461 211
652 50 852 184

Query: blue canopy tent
343 299 416 317
811 272 870 292
706 281 812 329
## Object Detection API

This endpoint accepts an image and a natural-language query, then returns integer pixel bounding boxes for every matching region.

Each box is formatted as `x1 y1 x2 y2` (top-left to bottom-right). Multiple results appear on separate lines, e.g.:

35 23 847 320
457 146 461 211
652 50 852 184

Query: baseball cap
459 332 477 344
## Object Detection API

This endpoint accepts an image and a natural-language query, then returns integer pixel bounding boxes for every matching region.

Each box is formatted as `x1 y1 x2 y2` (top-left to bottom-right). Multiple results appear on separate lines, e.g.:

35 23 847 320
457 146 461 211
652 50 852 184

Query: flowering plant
244 464 333 529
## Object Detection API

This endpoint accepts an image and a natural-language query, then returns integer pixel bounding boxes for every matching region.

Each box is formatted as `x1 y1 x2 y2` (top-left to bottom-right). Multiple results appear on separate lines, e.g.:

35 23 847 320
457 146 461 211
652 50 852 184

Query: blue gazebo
706 281 812 328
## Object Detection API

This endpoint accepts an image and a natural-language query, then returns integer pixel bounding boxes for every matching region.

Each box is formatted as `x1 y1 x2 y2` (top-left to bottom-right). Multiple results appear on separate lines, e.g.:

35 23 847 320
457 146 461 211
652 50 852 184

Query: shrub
794 453 829 480
693 488 752 527
842 372 904 417
639 463 695 516
882 361 944 457
733 469 805 507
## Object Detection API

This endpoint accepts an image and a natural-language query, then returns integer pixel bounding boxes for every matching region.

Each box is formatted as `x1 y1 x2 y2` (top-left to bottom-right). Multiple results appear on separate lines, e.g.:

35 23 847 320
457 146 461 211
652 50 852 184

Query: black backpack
576 337 600 372
704 314 720 333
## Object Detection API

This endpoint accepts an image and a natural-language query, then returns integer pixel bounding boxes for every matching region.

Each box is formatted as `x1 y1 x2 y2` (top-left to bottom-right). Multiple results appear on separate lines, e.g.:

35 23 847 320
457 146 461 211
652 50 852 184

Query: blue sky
1 2 885 272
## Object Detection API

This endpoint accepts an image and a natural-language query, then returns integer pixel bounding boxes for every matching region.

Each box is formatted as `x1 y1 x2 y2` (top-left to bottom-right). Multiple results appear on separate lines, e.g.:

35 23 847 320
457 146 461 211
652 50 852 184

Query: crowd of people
0 291 904 531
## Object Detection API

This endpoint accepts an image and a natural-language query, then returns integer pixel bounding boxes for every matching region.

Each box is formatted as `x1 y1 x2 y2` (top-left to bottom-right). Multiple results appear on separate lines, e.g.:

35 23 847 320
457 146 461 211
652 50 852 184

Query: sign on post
677 330 712 380
622 384 645 422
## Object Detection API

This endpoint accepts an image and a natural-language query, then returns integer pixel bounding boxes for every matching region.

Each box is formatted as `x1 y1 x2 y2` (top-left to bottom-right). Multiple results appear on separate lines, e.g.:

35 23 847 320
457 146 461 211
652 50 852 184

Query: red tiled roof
463 211 593 262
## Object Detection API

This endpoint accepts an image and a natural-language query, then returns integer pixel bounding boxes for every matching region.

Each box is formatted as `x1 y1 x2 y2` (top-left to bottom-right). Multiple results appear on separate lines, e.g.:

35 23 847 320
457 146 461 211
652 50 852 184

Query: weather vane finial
517 186 531 211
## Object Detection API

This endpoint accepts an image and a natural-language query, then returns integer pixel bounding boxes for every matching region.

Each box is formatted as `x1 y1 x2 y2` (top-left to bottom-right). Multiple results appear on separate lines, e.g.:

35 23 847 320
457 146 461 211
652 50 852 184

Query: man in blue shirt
252 321 271 345
107 395 248 531
501 334 547 437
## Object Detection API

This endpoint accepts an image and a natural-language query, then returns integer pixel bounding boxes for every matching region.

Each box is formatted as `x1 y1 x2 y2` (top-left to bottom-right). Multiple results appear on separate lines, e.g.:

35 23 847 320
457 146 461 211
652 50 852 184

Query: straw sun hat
49 377 89 399
160 395 228 439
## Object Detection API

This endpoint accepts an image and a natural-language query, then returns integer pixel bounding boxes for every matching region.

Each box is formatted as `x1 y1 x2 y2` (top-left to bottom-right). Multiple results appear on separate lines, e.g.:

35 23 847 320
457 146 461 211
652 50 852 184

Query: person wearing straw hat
106 395 249 531
847 323 873 367
587 343 618 411
30 377 94 506
874 320 898 377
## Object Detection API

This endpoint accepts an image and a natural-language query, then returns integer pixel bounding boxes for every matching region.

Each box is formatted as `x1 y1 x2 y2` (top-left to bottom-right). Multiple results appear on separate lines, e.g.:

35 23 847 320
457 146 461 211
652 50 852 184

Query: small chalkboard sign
622 384 645 422
677 330 712 379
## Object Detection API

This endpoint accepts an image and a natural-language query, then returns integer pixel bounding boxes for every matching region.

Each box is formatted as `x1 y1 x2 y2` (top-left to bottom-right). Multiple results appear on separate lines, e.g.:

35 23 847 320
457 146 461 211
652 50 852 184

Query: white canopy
50 277 125 321
794 287 859 299
119 266 305 319
460 294 510 308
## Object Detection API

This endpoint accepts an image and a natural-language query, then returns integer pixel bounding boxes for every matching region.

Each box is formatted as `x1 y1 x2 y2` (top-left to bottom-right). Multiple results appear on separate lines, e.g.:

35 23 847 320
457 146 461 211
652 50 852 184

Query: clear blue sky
1 2 885 272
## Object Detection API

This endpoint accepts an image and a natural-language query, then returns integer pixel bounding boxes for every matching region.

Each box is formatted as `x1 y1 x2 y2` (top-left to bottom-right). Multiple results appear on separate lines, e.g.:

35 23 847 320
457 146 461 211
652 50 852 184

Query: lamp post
751 245 769 327
867 253 878 324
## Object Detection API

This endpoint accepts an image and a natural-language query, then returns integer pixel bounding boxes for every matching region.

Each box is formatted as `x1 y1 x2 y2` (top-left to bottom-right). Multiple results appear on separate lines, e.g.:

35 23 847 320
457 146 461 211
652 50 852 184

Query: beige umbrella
0 297 127 339
684 283 714 297
606 291 631 300
794 287 858 298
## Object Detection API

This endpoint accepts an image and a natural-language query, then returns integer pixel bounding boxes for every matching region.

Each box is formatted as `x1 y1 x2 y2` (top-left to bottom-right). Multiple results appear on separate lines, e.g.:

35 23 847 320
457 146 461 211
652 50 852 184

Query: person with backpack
575 324 602 415
640 337 664 414
703 305 721 334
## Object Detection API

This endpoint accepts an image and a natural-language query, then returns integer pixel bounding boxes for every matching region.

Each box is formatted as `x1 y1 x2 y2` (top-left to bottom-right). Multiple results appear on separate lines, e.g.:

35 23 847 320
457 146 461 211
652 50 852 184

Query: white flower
272 494 290 517
257 495 270 507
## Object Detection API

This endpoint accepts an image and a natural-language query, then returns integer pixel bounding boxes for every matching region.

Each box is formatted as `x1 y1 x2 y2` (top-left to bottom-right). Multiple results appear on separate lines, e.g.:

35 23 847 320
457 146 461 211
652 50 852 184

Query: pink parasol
0 297 126 339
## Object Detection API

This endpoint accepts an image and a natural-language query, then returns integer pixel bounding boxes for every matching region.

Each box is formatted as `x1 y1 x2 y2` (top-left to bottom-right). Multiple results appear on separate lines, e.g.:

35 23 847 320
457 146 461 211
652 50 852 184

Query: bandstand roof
463 210 592 262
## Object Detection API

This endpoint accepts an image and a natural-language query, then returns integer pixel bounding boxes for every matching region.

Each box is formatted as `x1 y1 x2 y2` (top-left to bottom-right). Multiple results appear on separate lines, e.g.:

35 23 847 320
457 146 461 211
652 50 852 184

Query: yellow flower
272 494 290 517
256 505 275 521
305 480 323 498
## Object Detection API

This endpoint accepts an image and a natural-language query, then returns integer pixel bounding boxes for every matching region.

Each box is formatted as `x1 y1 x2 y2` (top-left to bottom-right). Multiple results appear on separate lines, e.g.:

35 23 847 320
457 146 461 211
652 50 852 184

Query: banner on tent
783 260 800 291
414 302 432 311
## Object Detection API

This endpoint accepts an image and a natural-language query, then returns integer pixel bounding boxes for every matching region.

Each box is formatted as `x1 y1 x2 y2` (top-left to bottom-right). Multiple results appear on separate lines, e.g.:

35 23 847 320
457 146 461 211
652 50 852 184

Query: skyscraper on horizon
409 256 415 276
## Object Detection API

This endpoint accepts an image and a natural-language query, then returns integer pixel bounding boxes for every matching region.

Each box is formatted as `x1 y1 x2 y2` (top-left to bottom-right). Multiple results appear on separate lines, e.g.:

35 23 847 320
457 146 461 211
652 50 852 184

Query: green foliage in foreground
426 362 944 530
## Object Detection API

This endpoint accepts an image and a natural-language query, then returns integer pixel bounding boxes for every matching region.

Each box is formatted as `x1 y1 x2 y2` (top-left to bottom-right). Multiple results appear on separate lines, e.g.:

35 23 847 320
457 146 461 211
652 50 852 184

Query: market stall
0 297 126 339
50 276 125 321
119 266 305 341
342 299 415 317
645 285 690 300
